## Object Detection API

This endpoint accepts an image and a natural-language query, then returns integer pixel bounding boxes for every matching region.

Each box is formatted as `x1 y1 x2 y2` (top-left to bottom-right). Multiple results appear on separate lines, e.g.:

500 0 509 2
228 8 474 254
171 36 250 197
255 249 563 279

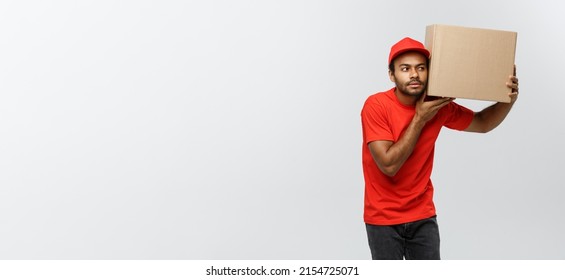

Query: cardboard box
425 24 517 103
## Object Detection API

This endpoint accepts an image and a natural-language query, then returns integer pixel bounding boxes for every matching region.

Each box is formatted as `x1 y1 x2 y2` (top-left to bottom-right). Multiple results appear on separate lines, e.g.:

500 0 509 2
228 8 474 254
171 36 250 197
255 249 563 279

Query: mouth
407 82 422 88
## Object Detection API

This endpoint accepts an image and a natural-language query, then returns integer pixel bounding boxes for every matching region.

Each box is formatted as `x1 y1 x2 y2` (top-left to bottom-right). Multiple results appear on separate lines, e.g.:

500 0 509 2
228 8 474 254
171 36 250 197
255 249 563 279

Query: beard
395 78 427 97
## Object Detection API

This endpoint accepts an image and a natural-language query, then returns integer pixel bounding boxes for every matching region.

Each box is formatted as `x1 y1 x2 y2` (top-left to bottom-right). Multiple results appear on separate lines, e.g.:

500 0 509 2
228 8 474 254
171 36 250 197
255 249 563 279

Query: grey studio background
0 0 563 260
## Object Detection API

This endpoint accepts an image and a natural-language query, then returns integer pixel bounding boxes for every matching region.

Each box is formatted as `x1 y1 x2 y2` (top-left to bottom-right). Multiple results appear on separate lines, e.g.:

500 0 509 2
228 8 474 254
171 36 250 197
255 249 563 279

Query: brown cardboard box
425 24 517 103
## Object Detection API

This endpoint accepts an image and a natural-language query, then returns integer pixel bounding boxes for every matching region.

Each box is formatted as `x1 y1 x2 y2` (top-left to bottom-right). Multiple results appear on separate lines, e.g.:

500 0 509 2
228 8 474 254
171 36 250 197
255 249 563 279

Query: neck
394 88 420 106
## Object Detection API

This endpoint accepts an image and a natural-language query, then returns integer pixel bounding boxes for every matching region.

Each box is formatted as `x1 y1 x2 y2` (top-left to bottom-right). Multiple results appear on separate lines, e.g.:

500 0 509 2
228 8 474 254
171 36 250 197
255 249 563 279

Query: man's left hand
507 65 519 103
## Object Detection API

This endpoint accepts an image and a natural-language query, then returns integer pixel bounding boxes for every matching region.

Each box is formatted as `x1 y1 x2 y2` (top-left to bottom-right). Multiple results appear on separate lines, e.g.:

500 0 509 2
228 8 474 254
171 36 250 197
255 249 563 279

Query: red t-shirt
361 88 474 225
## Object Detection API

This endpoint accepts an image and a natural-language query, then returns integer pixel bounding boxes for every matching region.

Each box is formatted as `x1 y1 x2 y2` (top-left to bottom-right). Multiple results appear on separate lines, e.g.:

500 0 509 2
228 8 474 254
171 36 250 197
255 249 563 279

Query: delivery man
360 37 519 259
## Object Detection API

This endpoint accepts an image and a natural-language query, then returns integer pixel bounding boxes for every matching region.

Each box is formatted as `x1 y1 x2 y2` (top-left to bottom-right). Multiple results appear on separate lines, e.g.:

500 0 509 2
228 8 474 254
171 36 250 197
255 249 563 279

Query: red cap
388 37 430 65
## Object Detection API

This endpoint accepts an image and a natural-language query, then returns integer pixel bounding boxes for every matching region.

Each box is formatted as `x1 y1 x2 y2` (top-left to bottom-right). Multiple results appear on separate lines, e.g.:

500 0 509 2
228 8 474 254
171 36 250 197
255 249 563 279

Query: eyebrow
399 63 427 67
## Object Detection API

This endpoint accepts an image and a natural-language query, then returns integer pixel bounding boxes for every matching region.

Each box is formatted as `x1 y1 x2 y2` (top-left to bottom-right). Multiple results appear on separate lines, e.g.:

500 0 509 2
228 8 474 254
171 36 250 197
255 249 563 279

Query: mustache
406 79 423 85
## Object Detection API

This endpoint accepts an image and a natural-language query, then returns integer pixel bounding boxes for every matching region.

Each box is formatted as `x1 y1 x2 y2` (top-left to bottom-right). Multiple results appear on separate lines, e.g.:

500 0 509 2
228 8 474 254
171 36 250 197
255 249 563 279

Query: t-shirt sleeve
442 102 475 131
361 98 394 144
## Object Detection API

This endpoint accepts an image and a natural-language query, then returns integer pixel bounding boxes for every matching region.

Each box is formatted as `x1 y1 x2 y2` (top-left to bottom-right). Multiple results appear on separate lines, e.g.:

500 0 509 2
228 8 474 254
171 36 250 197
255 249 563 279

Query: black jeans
366 216 440 260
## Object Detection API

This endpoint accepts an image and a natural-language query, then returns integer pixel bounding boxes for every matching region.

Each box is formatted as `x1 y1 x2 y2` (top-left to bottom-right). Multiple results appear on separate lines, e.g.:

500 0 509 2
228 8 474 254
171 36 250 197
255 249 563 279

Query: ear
388 70 395 83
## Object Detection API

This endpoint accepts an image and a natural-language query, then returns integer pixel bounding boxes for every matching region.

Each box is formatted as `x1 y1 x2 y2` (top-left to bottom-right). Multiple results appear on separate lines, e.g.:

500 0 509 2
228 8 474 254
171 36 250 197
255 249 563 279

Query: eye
400 67 409 72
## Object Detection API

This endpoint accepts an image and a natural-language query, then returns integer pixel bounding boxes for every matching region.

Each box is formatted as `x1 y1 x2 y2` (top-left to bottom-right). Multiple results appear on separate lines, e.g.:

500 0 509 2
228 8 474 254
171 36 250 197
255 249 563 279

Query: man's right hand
415 92 454 124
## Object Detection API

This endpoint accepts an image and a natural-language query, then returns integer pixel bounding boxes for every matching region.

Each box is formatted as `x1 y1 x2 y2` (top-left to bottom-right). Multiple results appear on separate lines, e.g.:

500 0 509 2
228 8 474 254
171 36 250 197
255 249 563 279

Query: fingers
508 65 519 93
507 67 519 95
424 97 453 111
415 96 453 123
419 94 453 107
430 97 453 105
507 67 519 102
506 80 518 90
434 97 454 109
506 76 519 93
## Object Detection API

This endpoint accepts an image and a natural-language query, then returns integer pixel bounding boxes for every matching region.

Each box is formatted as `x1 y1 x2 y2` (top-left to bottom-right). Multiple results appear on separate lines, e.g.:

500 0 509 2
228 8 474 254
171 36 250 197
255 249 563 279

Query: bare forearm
470 101 514 133
370 96 454 176
372 117 425 176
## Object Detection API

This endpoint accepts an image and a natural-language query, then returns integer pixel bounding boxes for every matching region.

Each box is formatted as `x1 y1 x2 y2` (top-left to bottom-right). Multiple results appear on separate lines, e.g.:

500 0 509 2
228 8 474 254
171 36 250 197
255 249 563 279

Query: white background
0 0 563 259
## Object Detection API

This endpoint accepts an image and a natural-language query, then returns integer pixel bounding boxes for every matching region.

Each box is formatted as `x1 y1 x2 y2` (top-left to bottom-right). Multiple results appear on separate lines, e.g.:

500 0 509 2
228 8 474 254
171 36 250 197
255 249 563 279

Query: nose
409 68 419 78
